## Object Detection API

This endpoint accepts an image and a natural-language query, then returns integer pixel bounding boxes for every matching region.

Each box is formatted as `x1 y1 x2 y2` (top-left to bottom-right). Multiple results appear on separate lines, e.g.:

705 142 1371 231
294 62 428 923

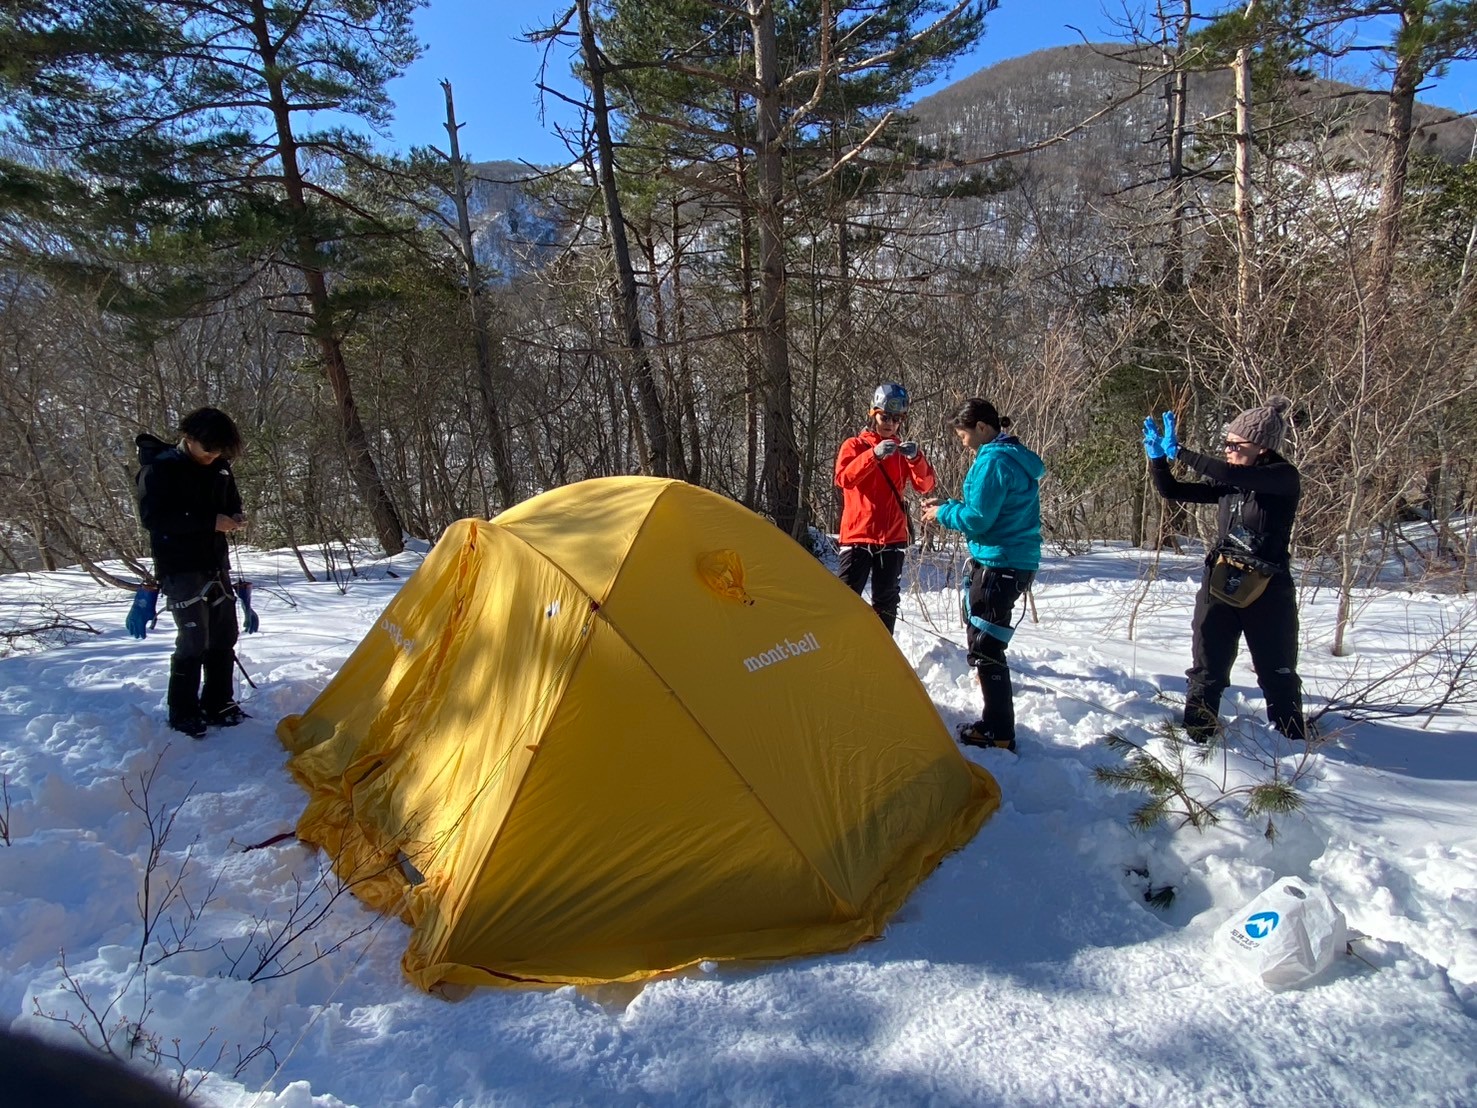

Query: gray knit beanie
1226 395 1292 452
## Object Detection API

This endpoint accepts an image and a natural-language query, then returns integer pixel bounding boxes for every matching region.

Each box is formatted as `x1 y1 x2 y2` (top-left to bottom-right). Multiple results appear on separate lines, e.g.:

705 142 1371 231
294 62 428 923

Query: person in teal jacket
923 398 1045 752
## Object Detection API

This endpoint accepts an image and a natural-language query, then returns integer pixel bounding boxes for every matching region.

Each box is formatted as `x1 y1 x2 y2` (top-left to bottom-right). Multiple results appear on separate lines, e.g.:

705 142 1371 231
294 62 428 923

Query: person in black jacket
1145 396 1308 743
136 407 248 738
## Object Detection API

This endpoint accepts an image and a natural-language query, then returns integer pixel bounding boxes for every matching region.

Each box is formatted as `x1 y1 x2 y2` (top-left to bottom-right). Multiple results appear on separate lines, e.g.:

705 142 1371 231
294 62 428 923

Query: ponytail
948 398 1008 433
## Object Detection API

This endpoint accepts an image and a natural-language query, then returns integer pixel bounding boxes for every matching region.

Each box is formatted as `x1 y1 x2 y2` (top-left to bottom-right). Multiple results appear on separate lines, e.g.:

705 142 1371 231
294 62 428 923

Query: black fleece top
136 434 243 578
1150 448 1300 572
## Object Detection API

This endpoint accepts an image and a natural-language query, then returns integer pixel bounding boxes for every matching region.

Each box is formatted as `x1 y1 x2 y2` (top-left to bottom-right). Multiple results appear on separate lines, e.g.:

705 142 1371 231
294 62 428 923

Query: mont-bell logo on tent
380 618 416 656
1229 910 1281 949
742 631 820 674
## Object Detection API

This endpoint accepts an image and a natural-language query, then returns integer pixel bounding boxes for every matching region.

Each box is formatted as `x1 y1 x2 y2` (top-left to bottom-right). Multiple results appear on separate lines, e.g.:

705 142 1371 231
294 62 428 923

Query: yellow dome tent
277 477 1000 990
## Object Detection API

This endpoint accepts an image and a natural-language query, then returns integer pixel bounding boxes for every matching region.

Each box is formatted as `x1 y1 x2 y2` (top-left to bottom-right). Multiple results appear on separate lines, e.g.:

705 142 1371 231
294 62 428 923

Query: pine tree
3 0 424 554
580 0 991 536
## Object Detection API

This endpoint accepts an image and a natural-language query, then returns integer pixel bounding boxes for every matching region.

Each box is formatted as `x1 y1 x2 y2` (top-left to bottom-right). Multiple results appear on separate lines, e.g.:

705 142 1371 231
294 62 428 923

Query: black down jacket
1150 448 1300 573
135 433 243 577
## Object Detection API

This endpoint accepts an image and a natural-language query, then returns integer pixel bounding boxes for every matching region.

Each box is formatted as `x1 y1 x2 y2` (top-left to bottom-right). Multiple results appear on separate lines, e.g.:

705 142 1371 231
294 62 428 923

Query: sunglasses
1222 439 1256 452
875 411 906 422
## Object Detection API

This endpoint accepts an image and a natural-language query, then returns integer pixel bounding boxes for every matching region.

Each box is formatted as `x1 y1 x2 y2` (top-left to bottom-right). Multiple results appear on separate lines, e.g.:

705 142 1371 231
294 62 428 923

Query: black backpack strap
876 457 916 544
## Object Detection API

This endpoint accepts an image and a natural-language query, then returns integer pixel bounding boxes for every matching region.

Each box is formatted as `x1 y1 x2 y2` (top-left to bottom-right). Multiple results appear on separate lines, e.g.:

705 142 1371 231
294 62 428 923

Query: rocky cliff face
459 160 568 279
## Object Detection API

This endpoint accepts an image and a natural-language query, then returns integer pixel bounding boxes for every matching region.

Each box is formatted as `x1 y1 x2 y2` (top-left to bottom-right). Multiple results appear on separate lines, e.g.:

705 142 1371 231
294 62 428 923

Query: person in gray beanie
1226 397 1290 453
1142 396 1309 743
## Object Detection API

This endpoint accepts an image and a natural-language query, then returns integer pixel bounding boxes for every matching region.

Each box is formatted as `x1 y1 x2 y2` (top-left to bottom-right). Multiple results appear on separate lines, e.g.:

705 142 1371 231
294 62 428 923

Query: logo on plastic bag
1212 878 1347 990
1243 911 1280 940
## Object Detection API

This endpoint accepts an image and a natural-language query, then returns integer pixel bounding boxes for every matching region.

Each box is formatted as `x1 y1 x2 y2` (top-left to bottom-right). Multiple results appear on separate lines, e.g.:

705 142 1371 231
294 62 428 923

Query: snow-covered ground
2 537 1474 1106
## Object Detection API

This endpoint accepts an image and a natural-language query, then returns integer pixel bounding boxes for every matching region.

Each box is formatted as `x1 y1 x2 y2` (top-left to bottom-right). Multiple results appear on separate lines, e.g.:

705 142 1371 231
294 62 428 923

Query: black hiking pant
1184 569 1306 741
161 567 238 722
964 562 1035 742
838 542 907 634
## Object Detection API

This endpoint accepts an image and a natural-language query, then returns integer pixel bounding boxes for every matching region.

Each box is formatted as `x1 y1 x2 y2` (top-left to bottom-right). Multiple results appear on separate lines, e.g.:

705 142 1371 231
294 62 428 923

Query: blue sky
382 2 1477 164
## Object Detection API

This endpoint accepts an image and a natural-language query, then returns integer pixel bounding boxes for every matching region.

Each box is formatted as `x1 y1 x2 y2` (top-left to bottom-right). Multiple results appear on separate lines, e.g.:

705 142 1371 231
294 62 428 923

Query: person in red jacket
834 382 937 633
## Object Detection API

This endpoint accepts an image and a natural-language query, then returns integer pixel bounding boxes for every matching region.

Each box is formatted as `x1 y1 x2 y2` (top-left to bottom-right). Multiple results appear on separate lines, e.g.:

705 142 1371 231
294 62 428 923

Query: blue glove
125 588 159 639
1142 417 1166 460
1160 411 1179 459
235 581 259 634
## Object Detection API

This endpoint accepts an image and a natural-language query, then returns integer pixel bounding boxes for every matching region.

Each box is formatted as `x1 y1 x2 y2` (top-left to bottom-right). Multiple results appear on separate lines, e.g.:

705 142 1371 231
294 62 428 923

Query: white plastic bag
1213 876 1348 990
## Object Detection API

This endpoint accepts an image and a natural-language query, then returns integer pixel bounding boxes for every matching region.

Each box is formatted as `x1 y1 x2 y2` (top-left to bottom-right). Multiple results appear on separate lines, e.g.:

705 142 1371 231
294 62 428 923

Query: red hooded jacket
834 429 937 545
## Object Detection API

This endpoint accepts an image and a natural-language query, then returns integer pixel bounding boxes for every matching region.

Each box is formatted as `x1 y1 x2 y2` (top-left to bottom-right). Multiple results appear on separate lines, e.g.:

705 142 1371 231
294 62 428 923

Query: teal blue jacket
934 435 1045 570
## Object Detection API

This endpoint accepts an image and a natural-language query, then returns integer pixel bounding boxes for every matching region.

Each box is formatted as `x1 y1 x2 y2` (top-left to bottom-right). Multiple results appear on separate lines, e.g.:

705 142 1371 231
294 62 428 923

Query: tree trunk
248 0 404 555
578 0 670 477
732 95 761 511
441 80 520 513
672 197 702 485
31 519 58 572
829 123 857 404
1162 0 1191 294
748 0 802 538
1368 10 1423 329
1233 0 1256 343
642 230 687 478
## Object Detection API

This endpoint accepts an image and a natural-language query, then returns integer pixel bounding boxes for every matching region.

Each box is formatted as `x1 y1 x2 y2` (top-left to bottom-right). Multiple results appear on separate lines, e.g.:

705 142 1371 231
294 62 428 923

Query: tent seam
590 482 856 916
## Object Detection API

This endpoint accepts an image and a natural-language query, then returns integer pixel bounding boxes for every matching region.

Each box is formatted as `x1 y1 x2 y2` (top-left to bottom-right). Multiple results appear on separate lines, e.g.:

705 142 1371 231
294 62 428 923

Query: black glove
873 440 899 459
899 441 919 460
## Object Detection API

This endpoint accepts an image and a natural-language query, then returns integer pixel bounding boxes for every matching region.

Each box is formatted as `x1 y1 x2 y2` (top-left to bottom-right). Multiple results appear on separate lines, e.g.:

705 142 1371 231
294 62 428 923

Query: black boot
958 720 1017 753
1263 675 1307 743
167 657 205 738
977 661 1016 746
204 702 250 727
1271 712 1310 743
1183 685 1222 744
199 649 236 718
